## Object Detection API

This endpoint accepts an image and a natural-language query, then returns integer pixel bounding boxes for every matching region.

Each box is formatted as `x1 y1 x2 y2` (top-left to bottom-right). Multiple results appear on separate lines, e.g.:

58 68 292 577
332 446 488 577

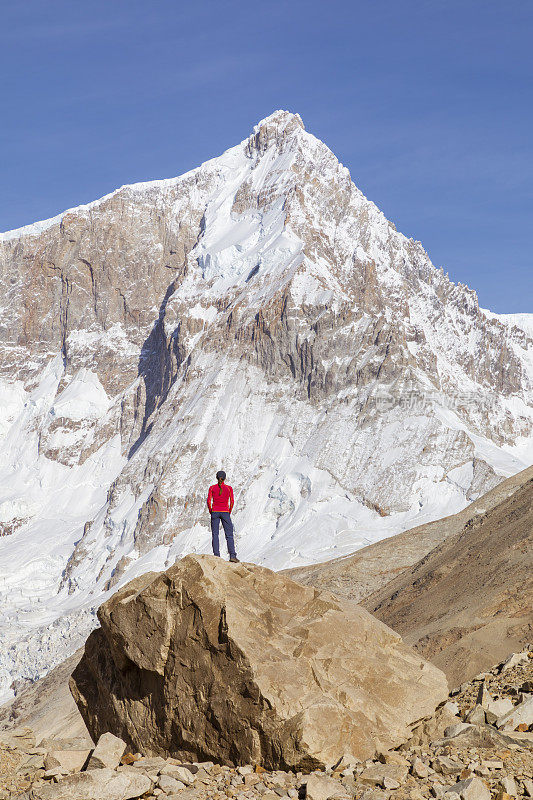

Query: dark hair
216 470 226 495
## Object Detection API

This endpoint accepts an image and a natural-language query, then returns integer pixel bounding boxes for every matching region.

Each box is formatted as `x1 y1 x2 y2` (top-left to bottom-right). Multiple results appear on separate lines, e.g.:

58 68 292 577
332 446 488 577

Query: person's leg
211 513 221 557
220 513 237 559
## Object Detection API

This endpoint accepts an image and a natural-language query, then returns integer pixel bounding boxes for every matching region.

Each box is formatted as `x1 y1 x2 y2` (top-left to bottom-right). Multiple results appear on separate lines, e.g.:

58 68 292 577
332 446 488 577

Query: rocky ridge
1 110 532 698
363 472 533 685
1 651 531 800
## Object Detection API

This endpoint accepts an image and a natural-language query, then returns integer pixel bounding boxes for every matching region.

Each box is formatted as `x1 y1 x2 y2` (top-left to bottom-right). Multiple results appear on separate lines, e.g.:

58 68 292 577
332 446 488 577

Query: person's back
207 481 233 513
207 470 239 562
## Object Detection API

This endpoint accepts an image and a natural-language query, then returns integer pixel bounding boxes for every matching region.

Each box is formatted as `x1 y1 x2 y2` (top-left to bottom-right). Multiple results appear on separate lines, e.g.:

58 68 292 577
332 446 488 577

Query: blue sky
1 0 531 312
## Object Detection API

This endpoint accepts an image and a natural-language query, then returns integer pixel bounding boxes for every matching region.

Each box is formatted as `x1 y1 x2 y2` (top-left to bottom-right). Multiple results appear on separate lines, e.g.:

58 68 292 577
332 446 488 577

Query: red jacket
208 483 234 513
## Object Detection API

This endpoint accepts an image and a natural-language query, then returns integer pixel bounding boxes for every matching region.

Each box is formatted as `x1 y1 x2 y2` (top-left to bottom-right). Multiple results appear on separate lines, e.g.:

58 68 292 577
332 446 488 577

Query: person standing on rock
207 471 239 562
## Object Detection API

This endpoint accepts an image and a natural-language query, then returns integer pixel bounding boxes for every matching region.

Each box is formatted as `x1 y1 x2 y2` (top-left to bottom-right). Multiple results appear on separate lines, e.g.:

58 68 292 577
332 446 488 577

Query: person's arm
207 487 213 513
229 486 234 514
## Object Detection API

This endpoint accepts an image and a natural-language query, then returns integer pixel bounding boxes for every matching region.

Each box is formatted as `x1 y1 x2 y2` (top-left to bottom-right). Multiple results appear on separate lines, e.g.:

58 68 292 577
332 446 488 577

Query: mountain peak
246 110 306 157
253 109 305 134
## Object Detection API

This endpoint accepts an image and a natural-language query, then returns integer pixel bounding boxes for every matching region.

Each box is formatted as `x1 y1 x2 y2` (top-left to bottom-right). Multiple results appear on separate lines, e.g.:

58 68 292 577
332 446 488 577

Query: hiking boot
229 556 239 563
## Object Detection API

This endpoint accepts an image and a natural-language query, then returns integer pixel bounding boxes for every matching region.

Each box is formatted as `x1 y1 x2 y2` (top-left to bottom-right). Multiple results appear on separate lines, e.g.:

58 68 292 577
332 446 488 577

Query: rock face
1 109 532 697
70 554 448 768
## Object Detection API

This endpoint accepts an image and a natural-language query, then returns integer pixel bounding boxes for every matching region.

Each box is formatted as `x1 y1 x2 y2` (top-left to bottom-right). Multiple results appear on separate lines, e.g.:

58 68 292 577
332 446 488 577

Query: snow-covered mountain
0 110 532 699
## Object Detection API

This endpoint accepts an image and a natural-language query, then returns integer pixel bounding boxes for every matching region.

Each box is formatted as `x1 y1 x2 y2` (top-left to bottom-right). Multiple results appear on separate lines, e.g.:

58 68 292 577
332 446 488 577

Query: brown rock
71 555 448 769
304 774 346 800
87 732 127 770
158 774 187 793
497 695 533 730
44 748 91 772
120 752 141 765
446 777 490 800
359 764 408 786
411 757 432 778
28 766 152 799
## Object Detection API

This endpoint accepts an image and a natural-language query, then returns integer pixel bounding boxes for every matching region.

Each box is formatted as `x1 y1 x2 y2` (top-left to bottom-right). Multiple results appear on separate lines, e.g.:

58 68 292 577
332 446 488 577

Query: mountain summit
0 111 531 698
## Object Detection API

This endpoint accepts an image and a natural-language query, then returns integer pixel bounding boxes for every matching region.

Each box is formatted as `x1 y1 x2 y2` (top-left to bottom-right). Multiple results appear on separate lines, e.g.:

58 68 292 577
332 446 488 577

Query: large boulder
70 555 447 769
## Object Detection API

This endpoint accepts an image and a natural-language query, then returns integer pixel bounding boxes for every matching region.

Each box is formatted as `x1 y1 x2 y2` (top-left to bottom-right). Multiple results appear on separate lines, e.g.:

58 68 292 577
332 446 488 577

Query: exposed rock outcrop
70 555 448 768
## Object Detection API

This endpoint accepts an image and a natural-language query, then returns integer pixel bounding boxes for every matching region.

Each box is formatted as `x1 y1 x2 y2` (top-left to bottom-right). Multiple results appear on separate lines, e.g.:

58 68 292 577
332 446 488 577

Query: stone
304 774 347 800
158 774 187 792
359 764 408 786
37 737 90 751
383 777 400 789
443 702 460 717
432 757 463 776
496 696 533 730
160 765 196 785
0 728 36 749
476 685 491 709
43 767 68 779
443 724 472 739
70 555 448 768
164 787 201 800
359 792 388 800
473 767 489 777
378 751 409 766
436 725 514 751
481 760 503 770
87 732 127 770
44 748 91 773
500 777 518 796
465 706 485 726
411 758 432 778
522 779 533 797
121 753 141 765
485 698 514 724
499 653 530 673
29 766 152 799
166 791 200 800
130 756 167 771
18 753 45 770
446 777 490 800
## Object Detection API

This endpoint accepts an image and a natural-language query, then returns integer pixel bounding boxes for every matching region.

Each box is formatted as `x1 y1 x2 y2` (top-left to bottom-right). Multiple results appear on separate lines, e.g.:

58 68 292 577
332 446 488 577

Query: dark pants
210 512 236 558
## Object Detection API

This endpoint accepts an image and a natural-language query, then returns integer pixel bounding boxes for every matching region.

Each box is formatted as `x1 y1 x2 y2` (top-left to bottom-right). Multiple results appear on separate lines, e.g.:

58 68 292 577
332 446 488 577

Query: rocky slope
0 110 532 698
363 473 533 685
1 651 531 800
0 653 90 745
